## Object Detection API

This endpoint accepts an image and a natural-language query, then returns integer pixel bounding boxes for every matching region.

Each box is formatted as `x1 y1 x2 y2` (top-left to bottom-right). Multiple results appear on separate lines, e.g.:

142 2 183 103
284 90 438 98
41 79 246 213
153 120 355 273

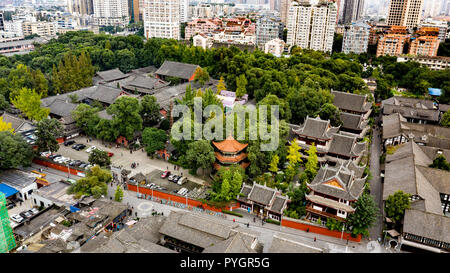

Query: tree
316 103 342 127
95 119 118 142
235 74 247 98
257 94 292 121
347 193 379 237
216 76 226 94
11 88 50 122
72 103 100 136
88 148 111 167
0 131 33 169
107 96 142 140
141 127 168 155
285 182 309 219
68 165 111 198
0 117 13 133
429 155 450 171
332 33 343 53
441 110 450 127
305 143 319 181
212 165 245 201
35 118 63 153
194 67 210 85
286 139 302 167
185 140 215 175
287 86 333 125
140 95 161 127
269 154 279 174
0 94 9 111
114 186 124 202
384 190 411 225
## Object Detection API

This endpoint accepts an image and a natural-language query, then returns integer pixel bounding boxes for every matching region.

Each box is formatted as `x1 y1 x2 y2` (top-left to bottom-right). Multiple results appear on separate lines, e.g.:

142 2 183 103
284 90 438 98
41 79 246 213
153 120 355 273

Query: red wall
127 184 236 212
281 218 362 242
33 158 85 176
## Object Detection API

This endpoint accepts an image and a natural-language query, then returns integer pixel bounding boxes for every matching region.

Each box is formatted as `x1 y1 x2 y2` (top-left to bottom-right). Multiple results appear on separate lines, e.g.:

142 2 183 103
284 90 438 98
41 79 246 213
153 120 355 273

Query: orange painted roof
215 152 248 163
212 135 248 153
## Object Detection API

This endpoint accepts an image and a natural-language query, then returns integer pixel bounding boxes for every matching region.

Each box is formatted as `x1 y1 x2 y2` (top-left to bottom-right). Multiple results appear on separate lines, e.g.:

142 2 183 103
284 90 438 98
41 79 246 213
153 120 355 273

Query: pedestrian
314 237 316 242
247 223 249 228
253 217 255 223
233 219 235 223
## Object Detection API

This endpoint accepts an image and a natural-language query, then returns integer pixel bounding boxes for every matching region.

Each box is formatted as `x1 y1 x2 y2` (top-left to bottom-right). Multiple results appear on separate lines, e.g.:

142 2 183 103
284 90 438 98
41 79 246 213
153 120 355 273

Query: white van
177 188 188 195
177 177 187 185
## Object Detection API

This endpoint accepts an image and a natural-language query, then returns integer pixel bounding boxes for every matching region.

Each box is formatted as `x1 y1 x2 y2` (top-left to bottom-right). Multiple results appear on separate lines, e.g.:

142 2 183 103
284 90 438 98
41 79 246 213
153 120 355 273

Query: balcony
306 205 346 222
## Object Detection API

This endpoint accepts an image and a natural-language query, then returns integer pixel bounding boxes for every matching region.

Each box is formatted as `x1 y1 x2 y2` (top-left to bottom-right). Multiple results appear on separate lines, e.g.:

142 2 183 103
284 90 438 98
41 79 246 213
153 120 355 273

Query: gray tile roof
270 195 288 214
96 68 129 82
383 141 445 215
158 211 239 249
203 232 257 253
403 209 450 244
45 99 78 118
331 90 371 113
247 183 277 206
122 75 169 94
382 97 440 122
308 160 367 201
382 113 408 139
0 112 35 133
340 112 368 131
293 116 339 140
328 134 366 158
155 61 199 80
237 184 253 203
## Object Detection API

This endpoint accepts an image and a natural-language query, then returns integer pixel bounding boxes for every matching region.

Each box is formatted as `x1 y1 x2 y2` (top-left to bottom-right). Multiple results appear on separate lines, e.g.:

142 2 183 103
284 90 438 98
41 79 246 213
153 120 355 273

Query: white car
86 146 97 153
10 214 24 223
40 151 51 158
30 208 39 215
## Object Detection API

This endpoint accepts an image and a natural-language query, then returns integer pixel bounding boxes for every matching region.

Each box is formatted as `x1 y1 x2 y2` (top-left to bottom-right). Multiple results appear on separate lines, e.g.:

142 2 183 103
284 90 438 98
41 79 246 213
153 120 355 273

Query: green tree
236 74 247 98
35 118 63 153
0 131 33 169
11 87 50 122
140 95 161 127
68 165 111 198
269 154 279 173
194 67 210 85
88 148 111 167
287 86 333 125
142 127 168 155
72 103 100 136
384 190 411 225
441 110 450 127
305 143 319 181
429 155 450 171
212 165 245 201
0 94 9 111
107 96 142 140
316 103 342 127
114 185 124 202
185 140 215 175
216 76 226 93
347 193 379 237
95 119 118 142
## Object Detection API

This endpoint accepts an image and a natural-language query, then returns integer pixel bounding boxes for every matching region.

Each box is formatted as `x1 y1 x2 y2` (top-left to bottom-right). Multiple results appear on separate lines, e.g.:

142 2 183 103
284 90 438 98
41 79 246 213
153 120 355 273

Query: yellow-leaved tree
11 87 50 122
0 116 14 133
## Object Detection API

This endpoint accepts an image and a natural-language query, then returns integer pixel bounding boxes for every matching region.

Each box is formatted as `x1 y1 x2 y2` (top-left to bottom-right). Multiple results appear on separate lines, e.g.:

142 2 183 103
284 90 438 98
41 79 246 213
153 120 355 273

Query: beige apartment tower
386 0 424 29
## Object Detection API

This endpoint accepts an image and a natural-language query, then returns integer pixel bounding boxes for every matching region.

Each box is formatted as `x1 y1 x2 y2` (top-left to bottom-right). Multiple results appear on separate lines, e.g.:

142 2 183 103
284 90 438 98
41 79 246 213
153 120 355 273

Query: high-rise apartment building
180 0 189 23
342 21 370 54
376 26 409 57
0 12 4 31
280 0 292 25
420 19 448 42
0 193 16 253
93 0 129 27
409 27 440 57
386 0 424 29
128 0 140 23
342 0 364 24
287 0 337 53
67 0 94 15
22 21 58 37
256 15 283 48
144 0 180 40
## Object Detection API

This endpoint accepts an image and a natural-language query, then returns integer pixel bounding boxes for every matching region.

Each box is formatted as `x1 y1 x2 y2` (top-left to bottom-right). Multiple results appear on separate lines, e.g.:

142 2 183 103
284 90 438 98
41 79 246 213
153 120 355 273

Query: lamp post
341 223 345 241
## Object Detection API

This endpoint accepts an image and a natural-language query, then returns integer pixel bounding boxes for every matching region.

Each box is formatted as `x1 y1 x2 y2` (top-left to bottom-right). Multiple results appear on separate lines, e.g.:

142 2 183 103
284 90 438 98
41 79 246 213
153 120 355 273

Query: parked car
49 154 61 160
40 151 51 158
19 211 33 219
84 164 92 170
10 214 24 223
177 177 187 185
72 144 86 151
161 171 170 179
7 202 15 209
168 174 175 181
86 146 97 153
64 140 75 146
79 163 87 168
173 175 181 183
30 208 39 215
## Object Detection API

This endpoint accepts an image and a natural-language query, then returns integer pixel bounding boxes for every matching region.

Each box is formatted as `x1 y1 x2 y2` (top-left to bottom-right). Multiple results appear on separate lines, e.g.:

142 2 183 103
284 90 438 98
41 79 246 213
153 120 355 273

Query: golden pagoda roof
212 135 248 153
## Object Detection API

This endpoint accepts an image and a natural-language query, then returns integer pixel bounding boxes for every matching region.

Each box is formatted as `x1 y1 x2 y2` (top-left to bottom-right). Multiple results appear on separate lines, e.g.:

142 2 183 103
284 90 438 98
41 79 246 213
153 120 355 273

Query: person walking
314 237 317 242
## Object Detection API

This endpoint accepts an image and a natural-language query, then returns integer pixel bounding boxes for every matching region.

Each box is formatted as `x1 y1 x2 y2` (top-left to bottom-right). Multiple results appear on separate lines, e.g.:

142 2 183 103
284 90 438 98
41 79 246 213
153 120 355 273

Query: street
368 118 384 242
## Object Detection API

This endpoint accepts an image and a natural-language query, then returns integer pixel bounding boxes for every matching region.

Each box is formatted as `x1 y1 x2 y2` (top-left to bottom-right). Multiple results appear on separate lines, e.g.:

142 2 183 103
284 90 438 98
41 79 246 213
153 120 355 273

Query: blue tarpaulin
70 205 80 213
428 88 442 96
0 183 18 198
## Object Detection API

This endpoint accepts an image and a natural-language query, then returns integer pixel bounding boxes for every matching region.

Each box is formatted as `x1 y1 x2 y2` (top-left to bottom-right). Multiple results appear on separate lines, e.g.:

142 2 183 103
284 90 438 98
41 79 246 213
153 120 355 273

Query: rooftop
331 90 371 113
96 68 129 83
212 135 248 153
155 61 199 80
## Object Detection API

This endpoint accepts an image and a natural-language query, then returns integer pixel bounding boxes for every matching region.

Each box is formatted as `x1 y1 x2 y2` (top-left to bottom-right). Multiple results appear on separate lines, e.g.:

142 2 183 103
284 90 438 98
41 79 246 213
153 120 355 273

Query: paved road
368 120 384 242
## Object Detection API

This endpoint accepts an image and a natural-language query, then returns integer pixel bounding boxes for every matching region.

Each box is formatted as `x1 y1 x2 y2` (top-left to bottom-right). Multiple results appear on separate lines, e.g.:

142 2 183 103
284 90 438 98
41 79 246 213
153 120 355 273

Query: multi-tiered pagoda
212 135 249 171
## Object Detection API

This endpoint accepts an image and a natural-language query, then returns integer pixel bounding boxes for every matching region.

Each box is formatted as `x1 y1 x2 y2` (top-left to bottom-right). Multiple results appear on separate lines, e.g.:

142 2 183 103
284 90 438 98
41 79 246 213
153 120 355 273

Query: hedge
222 210 243 217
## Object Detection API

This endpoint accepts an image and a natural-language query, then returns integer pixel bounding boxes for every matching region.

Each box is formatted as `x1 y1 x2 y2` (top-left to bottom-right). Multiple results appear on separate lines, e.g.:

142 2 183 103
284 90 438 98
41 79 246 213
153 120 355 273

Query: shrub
265 218 281 225
222 210 243 217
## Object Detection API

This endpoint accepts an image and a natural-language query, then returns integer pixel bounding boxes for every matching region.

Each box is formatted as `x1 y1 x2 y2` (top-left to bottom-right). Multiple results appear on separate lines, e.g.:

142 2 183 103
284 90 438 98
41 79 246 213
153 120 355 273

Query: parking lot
140 170 209 199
